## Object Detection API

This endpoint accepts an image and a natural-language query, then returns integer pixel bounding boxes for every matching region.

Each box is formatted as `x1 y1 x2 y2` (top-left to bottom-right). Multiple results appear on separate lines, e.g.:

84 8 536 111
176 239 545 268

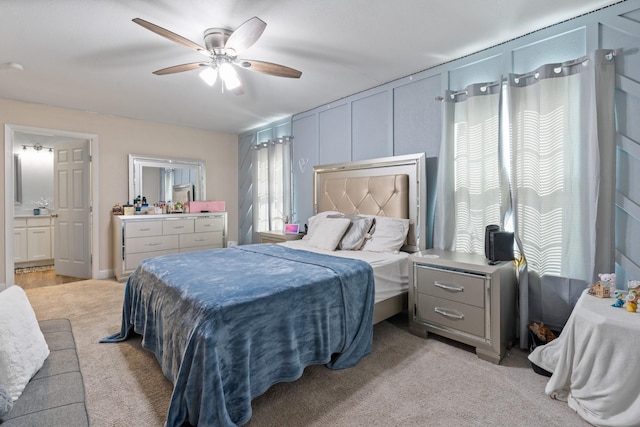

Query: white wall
1 98 239 282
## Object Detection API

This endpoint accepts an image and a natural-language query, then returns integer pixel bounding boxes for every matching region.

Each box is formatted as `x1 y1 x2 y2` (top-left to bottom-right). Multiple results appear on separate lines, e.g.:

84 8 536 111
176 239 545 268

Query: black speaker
485 225 514 262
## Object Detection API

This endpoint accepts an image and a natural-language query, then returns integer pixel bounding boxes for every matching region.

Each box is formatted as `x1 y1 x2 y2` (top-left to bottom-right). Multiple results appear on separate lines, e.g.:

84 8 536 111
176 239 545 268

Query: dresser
113 212 227 281
409 249 516 364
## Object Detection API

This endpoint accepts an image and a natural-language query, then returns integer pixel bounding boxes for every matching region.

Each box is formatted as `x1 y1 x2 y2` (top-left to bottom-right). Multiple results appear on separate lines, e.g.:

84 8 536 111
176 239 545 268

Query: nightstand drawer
417 294 485 337
416 266 485 308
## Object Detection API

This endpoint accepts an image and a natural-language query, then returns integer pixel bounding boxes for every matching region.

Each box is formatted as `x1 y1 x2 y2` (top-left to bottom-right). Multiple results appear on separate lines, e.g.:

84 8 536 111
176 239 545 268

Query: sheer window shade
251 137 293 234
509 51 616 337
434 81 509 254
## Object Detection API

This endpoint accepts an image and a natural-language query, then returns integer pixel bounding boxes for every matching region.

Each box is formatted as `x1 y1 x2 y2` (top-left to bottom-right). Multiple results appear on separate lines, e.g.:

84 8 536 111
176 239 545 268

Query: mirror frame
128 154 206 204
14 153 22 205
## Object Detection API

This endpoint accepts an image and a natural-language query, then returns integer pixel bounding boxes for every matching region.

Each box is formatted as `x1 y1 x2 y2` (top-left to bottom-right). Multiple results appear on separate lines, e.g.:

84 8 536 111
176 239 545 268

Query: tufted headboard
313 153 426 252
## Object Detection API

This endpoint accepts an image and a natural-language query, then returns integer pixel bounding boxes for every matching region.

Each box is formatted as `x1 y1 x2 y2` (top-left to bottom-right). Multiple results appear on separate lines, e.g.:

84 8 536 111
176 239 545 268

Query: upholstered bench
0 318 89 426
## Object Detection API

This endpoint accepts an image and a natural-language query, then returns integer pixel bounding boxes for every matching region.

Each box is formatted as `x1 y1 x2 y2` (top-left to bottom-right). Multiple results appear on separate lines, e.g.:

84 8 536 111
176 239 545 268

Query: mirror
128 155 206 206
14 154 22 205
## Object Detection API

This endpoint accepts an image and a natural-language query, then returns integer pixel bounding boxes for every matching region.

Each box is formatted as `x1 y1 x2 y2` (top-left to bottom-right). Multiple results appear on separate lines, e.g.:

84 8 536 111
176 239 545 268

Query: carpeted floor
24 280 590 427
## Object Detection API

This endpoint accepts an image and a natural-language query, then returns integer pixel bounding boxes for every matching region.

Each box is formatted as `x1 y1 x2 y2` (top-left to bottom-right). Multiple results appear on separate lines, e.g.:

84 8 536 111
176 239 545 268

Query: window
435 50 616 344
251 136 292 233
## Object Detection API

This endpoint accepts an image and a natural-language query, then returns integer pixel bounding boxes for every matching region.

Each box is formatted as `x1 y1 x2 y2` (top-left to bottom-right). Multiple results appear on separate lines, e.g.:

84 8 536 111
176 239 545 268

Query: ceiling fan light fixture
199 67 218 86
219 62 241 90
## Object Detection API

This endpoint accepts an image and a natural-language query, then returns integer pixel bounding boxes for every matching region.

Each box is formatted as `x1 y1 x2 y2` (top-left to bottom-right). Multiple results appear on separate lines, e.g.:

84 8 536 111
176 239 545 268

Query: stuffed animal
529 321 556 343
599 273 616 284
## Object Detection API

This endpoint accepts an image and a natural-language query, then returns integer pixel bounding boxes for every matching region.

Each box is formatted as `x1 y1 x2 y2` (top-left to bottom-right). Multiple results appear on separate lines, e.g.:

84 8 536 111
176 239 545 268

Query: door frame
4 124 100 286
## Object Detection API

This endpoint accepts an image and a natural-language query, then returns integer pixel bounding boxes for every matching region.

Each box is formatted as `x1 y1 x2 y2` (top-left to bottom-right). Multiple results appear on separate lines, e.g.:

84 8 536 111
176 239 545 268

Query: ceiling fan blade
133 18 208 54
152 62 209 75
237 60 302 78
225 17 266 54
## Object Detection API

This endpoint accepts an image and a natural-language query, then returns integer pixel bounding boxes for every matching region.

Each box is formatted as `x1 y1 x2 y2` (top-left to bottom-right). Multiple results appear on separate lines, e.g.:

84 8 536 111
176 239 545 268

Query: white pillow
328 214 376 250
361 216 410 253
307 217 351 251
0 286 50 402
302 211 342 240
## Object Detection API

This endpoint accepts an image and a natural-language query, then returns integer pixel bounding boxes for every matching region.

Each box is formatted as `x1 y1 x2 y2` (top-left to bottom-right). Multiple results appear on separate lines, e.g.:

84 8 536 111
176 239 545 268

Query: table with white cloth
528 289 640 427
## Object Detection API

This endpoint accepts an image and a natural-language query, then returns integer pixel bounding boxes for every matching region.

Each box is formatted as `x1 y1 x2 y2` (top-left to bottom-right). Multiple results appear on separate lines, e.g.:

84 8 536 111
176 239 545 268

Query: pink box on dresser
187 200 226 212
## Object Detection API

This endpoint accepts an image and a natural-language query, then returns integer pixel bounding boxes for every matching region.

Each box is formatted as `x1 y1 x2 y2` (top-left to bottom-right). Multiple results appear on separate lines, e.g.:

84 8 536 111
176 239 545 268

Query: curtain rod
434 48 620 102
435 80 502 101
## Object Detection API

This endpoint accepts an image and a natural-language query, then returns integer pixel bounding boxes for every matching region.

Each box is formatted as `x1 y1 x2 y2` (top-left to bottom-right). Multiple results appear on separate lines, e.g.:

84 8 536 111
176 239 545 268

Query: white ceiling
0 0 622 135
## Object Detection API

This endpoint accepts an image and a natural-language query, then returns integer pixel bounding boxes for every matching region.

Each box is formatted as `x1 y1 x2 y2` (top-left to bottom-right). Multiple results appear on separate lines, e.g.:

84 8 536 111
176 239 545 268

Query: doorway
4 124 100 288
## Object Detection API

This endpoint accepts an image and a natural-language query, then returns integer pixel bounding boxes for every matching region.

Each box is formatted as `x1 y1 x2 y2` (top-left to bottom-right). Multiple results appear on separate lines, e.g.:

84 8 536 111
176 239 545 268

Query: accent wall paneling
511 27 587 74
318 103 351 165
392 74 442 158
447 54 504 94
239 0 640 279
601 3 640 282
351 91 392 161
291 114 319 229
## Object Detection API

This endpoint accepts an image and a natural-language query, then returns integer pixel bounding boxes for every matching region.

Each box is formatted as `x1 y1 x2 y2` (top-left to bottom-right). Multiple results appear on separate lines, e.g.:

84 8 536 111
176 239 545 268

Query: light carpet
24 280 589 427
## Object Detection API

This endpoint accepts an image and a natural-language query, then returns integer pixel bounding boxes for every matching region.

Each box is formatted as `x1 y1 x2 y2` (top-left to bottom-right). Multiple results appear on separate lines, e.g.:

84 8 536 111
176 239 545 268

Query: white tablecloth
529 289 640 427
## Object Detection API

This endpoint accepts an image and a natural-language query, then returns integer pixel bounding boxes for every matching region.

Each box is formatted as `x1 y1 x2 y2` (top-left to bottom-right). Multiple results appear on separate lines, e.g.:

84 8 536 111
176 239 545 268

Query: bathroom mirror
128 154 206 205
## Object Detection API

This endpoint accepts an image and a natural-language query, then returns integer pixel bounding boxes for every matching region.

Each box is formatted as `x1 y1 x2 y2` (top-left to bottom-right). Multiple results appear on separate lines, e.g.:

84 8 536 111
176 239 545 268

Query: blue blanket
101 244 374 426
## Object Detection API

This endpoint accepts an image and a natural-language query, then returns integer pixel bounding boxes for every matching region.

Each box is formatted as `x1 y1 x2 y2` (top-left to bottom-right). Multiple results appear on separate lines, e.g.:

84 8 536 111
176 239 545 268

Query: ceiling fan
133 16 302 95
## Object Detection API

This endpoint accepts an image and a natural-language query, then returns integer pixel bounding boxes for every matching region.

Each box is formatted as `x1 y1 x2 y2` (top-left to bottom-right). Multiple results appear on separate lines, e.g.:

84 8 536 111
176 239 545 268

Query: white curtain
434 81 510 253
251 136 292 234
508 50 616 346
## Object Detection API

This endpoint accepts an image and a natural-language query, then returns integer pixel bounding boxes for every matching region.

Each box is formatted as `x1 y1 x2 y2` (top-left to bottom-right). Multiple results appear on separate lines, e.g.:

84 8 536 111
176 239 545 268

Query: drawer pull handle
173 226 185 229
434 281 464 292
138 227 151 231
194 238 208 242
145 243 162 247
434 307 464 320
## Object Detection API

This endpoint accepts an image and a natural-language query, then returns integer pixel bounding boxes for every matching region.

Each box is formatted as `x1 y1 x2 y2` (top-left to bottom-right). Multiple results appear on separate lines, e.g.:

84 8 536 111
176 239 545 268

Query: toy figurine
626 290 638 313
612 290 625 308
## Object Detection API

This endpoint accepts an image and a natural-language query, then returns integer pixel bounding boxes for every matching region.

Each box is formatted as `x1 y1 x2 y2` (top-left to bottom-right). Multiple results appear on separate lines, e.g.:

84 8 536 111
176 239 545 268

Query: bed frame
313 153 427 324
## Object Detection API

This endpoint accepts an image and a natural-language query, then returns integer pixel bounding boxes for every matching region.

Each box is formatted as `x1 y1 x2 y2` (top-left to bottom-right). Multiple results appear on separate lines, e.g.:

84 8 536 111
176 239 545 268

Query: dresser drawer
27 217 51 227
417 294 485 337
180 231 223 249
125 249 179 271
416 266 486 308
195 216 225 233
125 235 179 254
125 220 163 238
163 218 194 235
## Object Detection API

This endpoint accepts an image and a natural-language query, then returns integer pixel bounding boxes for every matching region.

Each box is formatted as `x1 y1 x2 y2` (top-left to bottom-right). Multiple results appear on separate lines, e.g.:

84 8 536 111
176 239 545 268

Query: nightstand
409 249 516 364
259 231 304 244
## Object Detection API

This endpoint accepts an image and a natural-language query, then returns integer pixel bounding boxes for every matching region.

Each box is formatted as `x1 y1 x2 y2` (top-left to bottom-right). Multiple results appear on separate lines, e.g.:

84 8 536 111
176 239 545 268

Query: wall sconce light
22 143 53 153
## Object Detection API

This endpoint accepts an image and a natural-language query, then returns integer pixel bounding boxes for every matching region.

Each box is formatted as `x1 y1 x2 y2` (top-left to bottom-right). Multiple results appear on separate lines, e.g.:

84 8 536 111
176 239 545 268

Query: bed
102 153 427 426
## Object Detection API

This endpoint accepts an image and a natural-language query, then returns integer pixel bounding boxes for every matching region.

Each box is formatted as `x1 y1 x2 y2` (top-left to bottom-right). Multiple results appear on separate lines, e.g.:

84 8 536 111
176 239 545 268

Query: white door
53 140 91 278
